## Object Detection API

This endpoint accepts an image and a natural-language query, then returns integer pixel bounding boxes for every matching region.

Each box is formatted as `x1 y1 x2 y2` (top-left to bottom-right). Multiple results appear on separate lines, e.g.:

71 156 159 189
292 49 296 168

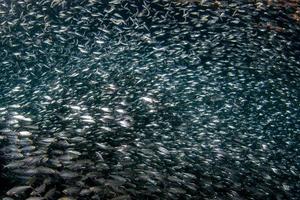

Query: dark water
0 0 299 199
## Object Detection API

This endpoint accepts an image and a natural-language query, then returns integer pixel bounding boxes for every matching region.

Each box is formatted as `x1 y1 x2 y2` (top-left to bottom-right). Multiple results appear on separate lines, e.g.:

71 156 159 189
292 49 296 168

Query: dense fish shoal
0 0 299 199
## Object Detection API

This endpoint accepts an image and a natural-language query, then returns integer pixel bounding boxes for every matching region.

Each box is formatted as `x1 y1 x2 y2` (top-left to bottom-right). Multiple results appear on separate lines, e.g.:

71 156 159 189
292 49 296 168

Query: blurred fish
6 186 31 196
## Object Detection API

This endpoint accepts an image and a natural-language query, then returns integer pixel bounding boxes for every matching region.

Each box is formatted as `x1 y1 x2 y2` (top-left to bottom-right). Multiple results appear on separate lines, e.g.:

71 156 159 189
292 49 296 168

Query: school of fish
0 0 299 199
